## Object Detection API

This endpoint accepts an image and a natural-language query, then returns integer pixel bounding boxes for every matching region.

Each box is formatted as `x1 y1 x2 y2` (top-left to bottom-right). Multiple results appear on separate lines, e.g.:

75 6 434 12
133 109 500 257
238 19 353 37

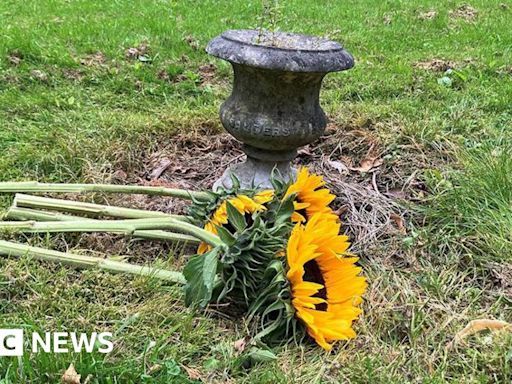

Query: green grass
422 138 512 263
1 0 512 382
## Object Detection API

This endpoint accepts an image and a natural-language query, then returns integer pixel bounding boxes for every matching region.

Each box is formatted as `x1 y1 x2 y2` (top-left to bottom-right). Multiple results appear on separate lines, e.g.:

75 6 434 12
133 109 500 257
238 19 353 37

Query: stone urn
206 29 354 190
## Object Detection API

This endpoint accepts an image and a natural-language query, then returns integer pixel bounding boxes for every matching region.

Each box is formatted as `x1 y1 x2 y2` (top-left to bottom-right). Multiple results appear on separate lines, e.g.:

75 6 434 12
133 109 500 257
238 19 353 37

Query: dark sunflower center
303 260 327 312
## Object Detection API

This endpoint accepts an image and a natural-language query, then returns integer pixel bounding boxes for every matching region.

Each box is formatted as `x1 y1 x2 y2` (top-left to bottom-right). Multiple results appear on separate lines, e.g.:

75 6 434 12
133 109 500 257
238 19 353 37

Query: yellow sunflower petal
293 201 310 210
292 281 324 296
197 242 210 255
291 211 306 223
285 167 337 223
254 189 274 204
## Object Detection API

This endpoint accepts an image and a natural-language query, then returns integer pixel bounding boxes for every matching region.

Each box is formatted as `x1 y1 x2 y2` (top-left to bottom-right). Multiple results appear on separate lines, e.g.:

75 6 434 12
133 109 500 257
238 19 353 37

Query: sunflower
286 213 366 350
197 191 273 254
285 167 337 223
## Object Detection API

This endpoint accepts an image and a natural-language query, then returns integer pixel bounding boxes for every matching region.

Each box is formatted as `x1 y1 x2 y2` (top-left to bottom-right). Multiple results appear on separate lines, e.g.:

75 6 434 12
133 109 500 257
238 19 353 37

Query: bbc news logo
0 329 113 356
0 330 23 357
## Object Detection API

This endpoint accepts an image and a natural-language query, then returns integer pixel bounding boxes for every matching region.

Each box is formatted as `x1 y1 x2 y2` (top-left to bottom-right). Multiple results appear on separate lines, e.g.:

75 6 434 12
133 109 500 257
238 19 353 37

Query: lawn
1 0 512 382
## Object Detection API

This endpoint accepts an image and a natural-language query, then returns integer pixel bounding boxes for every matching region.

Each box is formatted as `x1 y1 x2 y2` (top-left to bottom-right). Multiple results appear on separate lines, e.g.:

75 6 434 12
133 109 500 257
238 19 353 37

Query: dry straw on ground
124 125 414 257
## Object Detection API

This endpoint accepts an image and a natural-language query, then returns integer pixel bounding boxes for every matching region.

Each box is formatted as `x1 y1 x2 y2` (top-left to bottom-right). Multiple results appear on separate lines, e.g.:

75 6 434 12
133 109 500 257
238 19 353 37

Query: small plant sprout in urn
206 29 354 190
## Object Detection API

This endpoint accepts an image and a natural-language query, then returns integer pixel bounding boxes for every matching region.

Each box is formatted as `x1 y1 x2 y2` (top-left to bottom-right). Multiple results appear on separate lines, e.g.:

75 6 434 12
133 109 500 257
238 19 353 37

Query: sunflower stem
3 207 200 244
0 182 212 201
0 218 222 247
0 240 186 284
13 193 191 221
4 206 86 222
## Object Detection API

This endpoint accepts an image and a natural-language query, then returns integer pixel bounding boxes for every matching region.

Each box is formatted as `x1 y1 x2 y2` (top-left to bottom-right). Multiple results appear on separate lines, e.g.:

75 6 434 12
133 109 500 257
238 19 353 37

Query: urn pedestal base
213 157 296 190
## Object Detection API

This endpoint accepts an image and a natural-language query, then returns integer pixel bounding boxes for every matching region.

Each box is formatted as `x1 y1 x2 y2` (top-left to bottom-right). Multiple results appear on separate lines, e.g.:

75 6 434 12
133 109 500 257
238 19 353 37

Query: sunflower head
285 167 337 223
286 213 366 350
247 211 366 351
197 193 271 254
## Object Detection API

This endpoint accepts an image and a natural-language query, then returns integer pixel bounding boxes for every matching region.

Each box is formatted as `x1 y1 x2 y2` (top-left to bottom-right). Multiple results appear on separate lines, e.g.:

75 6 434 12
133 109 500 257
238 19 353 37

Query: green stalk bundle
13 193 191 221
4 206 200 244
0 217 221 247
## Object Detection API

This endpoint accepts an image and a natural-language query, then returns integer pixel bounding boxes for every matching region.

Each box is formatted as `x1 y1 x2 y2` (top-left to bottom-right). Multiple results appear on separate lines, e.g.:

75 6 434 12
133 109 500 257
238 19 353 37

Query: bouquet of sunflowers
0 167 366 351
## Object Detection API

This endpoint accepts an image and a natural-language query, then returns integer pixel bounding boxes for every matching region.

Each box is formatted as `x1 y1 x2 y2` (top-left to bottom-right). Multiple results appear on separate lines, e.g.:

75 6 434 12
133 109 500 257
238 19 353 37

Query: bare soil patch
125 42 150 62
449 4 478 21
414 59 457 72
79 51 107 67
116 123 431 257
417 10 437 20
40 121 434 262
62 68 85 81
7 50 23 66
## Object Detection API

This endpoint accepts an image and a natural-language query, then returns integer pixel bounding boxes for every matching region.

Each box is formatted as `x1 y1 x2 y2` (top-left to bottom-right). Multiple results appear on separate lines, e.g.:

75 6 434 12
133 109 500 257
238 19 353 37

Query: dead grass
51 111 437 267
77 120 416 257
414 59 457 72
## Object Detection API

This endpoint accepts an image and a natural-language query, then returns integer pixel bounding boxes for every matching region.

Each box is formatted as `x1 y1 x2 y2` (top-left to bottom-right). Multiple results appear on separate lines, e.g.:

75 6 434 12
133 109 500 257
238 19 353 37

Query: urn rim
206 29 354 73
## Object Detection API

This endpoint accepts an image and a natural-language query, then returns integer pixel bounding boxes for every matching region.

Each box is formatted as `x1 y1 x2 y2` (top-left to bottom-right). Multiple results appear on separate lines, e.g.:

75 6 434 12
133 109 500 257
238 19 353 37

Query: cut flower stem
4 207 200 244
0 240 186 284
0 181 212 201
13 193 192 221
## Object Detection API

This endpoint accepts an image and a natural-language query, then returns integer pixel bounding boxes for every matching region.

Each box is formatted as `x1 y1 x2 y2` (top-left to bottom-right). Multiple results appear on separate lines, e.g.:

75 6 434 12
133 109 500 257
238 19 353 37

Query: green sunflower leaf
229 173 241 190
262 259 284 280
275 193 296 225
270 167 285 191
216 225 236 246
226 201 247 232
183 247 220 308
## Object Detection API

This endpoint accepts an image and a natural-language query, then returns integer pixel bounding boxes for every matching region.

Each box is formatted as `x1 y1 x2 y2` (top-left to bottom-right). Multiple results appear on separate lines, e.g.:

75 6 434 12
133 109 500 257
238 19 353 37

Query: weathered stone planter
207 29 354 189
